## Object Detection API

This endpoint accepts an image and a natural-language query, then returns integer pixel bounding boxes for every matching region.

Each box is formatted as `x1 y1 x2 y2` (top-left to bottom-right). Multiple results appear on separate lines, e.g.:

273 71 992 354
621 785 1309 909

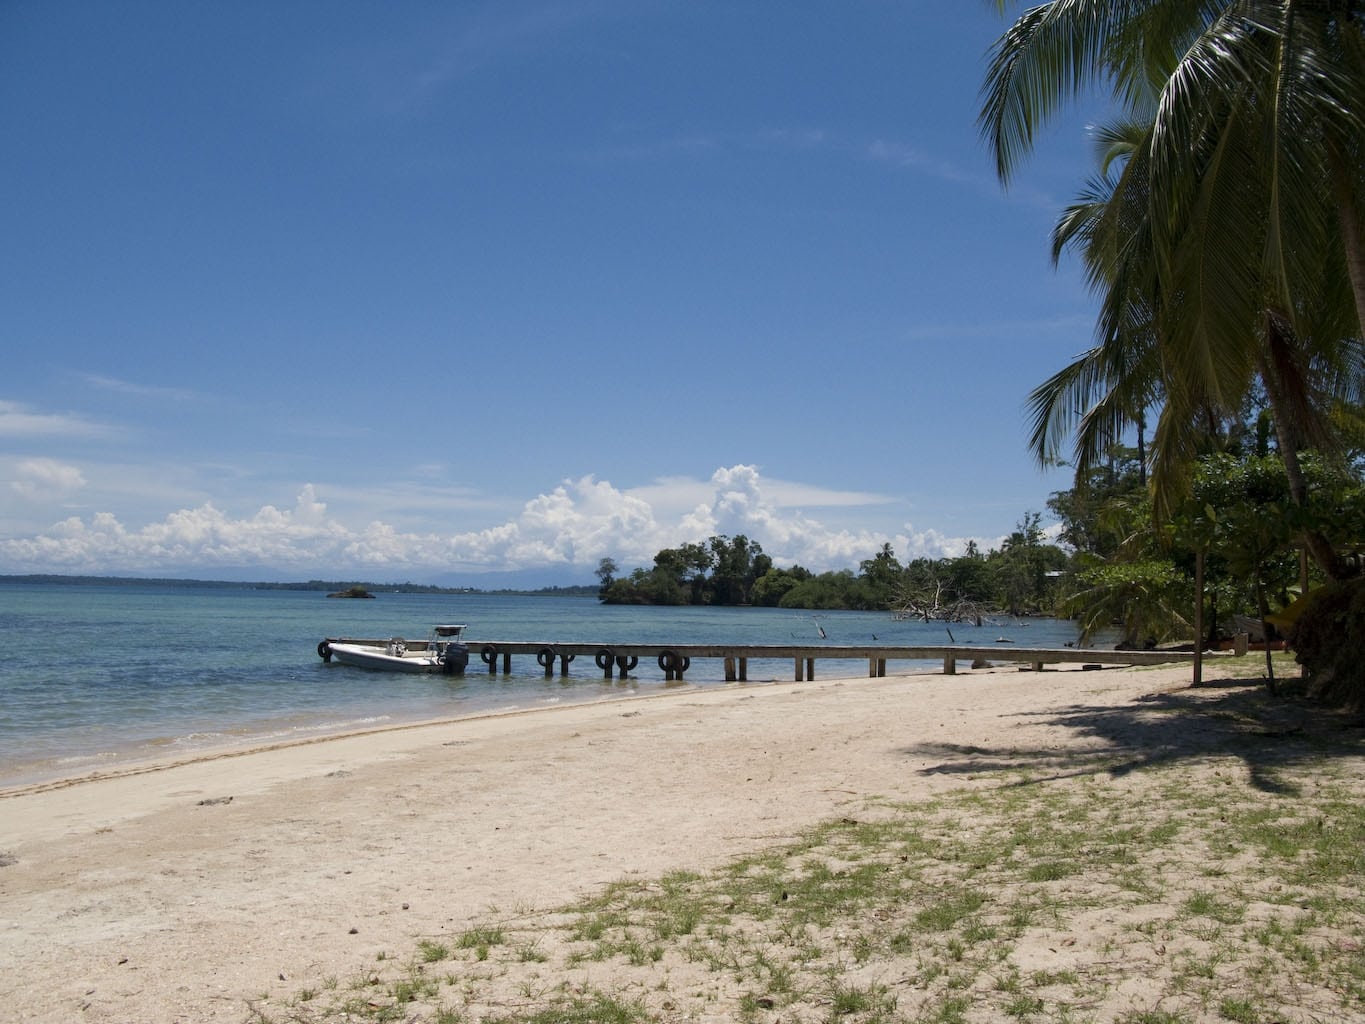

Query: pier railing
324 636 1220 681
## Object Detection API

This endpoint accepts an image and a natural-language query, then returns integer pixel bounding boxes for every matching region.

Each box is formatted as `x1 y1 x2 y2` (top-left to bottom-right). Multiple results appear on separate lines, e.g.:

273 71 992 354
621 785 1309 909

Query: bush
1286 577 1365 710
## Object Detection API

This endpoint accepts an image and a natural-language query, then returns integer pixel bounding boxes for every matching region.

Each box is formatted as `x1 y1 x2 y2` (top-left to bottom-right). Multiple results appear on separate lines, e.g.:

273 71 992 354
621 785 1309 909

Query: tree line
593 518 1069 617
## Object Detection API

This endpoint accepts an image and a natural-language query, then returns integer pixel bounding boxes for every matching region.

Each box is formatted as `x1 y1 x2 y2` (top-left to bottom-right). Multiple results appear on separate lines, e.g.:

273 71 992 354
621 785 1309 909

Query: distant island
0 574 600 598
327 585 376 599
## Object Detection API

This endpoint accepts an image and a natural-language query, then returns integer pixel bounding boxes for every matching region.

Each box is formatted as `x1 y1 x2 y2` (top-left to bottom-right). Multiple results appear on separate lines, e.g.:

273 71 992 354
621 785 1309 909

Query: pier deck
322 636 1219 681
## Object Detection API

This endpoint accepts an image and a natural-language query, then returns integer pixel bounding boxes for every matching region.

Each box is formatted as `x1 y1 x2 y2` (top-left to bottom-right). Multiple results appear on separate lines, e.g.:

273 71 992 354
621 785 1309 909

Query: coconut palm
984 0 1365 577
981 1 1365 330
1037 106 1361 572
1026 117 1165 477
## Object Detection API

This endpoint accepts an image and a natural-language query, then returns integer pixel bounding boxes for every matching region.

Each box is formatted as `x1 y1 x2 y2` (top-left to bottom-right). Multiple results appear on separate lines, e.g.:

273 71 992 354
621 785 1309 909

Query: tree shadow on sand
904 676 1364 797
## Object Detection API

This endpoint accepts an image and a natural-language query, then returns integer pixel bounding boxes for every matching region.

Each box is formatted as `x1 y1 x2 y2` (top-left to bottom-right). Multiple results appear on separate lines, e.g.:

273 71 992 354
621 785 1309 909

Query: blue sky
1 2 1104 586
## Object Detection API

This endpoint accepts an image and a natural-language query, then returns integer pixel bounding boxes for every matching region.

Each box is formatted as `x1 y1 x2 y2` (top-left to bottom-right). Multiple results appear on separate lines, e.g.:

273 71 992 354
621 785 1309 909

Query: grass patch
482 992 648 1024
416 939 450 963
913 888 988 931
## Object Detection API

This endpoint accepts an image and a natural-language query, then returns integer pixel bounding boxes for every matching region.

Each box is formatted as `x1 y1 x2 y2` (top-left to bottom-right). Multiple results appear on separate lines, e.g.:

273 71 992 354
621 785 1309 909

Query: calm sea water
0 583 1087 787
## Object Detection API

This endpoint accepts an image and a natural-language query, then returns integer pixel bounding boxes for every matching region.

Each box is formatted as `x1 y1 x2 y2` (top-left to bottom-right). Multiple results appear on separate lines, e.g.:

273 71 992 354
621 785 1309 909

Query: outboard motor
441 641 470 675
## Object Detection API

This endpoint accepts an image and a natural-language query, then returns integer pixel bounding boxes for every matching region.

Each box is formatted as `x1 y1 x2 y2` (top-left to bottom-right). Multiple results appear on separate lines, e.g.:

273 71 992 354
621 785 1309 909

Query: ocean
0 582 1088 788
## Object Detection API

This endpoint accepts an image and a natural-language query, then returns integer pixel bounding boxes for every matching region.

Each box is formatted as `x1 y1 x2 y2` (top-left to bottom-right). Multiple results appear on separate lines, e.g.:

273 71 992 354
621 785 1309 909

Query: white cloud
364 4 614 116
0 399 115 439
10 458 86 501
626 472 892 518
866 137 1062 212
898 523 1004 560
0 465 1007 580
81 374 199 402
866 138 977 186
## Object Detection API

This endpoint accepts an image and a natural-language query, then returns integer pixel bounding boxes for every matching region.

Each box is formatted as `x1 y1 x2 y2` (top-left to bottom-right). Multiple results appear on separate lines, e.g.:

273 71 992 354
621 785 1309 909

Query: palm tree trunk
1256 571 1277 697
1193 549 1204 687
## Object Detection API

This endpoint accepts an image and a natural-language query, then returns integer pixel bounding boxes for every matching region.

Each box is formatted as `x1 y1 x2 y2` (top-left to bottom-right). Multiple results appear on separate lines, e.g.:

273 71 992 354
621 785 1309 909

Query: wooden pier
322 636 1215 681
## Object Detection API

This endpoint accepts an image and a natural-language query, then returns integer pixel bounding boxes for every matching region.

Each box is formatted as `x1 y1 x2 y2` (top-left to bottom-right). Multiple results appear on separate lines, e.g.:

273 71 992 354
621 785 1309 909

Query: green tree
858 543 904 609
1064 559 1191 647
1190 453 1300 688
987 512 1069 615
595 557 618 600
779 570 858 610
943 542 993 608
752 565 811 607
708 534 770 605
1047 443 1149 559
653 542 713 603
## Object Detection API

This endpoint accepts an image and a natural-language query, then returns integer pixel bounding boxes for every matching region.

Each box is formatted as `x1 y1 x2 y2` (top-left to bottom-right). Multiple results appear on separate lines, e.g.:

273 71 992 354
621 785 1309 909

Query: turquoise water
0 583 1086 787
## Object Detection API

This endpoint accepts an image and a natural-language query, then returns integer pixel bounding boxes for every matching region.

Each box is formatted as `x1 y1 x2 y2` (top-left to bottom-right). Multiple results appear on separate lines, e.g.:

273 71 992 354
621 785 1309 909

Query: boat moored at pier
318 624 470 674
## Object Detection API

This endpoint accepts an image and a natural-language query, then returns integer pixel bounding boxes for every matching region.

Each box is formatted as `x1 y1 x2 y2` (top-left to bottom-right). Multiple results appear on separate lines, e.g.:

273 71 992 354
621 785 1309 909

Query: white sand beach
2 658 1357 1024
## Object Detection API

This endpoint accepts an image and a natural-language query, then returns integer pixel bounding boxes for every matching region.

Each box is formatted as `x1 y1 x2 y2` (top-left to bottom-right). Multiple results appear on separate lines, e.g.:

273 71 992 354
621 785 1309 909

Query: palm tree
1026 117 1164 478
984 0 1365 577
981 1 1365 325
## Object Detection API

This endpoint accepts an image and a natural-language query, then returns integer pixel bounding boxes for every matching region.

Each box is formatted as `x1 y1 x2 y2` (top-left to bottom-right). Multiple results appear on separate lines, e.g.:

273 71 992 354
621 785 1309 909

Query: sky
0 2 1107 587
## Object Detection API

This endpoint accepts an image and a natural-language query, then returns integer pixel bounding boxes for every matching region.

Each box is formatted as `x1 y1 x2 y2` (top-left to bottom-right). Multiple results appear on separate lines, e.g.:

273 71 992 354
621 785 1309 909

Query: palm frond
980 0 1160 181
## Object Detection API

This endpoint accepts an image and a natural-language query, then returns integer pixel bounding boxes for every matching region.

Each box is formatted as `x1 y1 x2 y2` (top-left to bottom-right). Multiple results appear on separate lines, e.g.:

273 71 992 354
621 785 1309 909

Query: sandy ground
0 660 1247 1023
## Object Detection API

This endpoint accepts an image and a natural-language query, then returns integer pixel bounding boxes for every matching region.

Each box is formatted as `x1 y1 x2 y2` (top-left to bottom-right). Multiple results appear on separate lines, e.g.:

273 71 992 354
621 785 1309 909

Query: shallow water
0 582 1087 787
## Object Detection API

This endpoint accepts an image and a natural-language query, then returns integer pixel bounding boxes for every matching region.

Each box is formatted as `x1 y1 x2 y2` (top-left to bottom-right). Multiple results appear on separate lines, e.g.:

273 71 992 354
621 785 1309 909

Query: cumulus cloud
2 486 352 572
899 523 1002 560
0 465 1001 579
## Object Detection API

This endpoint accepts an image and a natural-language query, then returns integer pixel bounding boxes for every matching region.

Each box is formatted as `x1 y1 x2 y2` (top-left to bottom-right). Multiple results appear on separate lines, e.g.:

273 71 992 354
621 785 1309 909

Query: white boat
319 624 470 674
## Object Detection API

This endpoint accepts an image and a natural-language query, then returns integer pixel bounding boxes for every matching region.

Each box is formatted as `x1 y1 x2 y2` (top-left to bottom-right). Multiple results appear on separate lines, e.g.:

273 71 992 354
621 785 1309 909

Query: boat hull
327 642 445 674
319 626 468 674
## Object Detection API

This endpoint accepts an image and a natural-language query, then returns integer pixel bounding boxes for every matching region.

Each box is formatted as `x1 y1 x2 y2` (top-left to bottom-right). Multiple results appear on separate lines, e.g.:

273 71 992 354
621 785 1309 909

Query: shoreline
0 676 734 801
0 660 894 798
2 659 1261 1023
0 684 663 800
0 670 749 796
0 654 961 795
0 653 984 797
